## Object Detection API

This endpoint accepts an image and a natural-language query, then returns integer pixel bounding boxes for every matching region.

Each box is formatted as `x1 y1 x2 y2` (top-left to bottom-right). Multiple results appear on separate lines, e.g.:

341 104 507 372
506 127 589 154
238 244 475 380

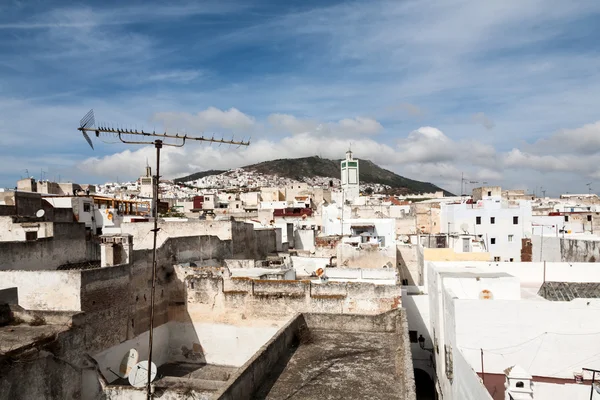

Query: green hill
174 156 451 195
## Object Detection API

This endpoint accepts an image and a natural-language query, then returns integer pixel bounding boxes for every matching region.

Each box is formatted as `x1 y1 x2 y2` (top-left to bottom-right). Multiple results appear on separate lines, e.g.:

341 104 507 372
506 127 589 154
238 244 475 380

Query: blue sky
2 0 600 195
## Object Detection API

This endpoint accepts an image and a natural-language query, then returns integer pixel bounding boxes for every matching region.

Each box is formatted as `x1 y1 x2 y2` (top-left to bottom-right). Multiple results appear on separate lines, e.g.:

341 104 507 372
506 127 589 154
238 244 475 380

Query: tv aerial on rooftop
76 109 249 400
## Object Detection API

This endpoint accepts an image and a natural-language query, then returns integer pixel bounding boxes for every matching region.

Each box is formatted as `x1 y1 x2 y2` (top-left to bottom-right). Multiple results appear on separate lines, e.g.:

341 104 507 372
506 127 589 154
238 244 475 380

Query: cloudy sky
2 0 600 195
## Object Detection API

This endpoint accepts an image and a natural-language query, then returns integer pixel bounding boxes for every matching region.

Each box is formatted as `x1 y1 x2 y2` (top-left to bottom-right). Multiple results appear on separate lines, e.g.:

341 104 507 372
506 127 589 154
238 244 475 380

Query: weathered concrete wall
168 321 282 367
0 270 81 311
215 314 306 400
0 352 83 400
184 271 402 319
294 229 315 252
121 220 236 250
338 243 397 268
397 244 420 285
0 217 55 241
92 324 171 383
254 228 277 258
0 222 88 270
396 216 417 235
290 256 329 276
532 236 600 262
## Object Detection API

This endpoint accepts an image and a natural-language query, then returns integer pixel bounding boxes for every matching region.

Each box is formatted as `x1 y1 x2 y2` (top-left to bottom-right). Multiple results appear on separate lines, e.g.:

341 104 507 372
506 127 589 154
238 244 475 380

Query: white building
441 195 532 262
404 260 600 400
341 150 359 203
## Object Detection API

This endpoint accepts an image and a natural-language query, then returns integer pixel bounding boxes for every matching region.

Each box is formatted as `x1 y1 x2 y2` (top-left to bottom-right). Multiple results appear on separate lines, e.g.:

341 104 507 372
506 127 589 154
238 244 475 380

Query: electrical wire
461 330 600 352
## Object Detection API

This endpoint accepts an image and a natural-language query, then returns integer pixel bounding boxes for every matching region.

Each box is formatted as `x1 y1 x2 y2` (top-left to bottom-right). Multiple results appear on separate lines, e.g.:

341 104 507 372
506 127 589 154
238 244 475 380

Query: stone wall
183 270 402 319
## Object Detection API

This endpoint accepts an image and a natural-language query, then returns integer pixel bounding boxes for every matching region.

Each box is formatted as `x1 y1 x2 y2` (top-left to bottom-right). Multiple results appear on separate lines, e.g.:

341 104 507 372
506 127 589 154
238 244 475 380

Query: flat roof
255 329 406 399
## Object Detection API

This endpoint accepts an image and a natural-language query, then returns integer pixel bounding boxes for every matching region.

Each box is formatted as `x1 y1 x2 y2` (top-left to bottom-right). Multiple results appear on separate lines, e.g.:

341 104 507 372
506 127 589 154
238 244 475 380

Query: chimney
504 365 534 400
100 234 133 267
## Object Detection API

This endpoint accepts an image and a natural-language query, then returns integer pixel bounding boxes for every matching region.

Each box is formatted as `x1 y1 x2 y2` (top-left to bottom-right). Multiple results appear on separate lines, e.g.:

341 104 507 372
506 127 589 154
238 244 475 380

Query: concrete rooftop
0 324 68 355
255 329 405 400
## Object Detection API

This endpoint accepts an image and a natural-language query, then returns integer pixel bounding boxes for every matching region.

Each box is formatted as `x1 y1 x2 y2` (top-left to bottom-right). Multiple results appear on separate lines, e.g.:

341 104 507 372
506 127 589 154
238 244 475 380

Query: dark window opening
476 216 481 225
588 215 592 222
490 217 495 224
565 215 569 222
409 330 418 343
25 231 37 241
491 238 496 245
83 202 91 212
513 216 519 224
516 381 524 388
487 191 492 196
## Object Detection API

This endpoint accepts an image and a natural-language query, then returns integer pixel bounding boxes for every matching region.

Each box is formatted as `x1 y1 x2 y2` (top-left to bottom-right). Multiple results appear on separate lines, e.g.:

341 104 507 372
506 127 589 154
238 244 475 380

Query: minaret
145 158 152 178
341 149 359 202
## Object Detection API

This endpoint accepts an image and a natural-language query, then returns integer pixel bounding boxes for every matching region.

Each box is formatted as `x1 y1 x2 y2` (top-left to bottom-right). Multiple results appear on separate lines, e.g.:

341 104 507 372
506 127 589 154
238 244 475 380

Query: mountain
175 156 451 195
245 156 450 195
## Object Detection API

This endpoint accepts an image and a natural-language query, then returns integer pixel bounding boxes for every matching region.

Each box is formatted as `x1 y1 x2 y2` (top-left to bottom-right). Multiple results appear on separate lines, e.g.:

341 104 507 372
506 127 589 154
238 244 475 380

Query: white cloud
471 112 495 130
268 113 382 136
153 107 256 133
267 113 317 134
146 70 203 83
525 122 600 155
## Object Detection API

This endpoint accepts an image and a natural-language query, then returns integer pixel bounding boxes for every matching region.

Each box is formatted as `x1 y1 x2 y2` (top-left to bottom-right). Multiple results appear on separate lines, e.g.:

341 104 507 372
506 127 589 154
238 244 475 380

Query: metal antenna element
76 109 249 400
79 109 96 149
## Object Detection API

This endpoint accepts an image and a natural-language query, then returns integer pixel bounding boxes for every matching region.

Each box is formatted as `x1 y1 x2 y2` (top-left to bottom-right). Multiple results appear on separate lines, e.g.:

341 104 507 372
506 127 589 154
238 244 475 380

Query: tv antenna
587 182 593 195
77 109 249 399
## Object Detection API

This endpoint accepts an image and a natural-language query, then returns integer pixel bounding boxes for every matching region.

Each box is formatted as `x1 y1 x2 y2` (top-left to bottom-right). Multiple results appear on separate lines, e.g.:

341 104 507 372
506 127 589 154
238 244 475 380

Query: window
409 330 418 343
508 234 514 242
25 231 37 241
494 256 500 262
588 215 592 222
83 202 91 212
476 216 481 225
490 238 496 244
510 258 514 262
516 382 524 388
490 217 495 224
565 215 569 222
487 191 492 196
513 216 519 224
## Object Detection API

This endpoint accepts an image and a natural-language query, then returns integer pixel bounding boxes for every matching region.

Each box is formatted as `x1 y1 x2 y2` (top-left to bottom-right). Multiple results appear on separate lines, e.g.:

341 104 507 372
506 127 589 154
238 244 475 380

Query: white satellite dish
128 360 157 388
36 209 45 218
460 223 469 234
119 348 139 378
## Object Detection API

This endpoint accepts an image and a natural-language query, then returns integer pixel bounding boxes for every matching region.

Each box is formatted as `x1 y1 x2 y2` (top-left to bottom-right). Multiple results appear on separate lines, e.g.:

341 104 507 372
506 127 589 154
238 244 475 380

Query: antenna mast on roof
77 109 249 400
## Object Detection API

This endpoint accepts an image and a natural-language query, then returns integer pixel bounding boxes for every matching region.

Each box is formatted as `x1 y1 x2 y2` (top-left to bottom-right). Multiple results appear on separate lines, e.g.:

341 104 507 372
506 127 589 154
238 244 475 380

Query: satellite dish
128 360 157 388
119 348 139 378
460 223 469 233
36 209 45 218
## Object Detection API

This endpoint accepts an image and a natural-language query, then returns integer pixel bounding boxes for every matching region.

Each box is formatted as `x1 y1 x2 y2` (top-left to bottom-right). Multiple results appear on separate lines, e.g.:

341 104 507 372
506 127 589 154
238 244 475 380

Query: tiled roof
537 281 600 301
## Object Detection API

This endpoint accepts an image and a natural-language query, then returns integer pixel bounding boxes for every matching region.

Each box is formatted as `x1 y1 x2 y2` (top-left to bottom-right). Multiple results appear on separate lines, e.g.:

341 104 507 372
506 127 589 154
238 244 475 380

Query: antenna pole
147 140 162 399
75 110 250 400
